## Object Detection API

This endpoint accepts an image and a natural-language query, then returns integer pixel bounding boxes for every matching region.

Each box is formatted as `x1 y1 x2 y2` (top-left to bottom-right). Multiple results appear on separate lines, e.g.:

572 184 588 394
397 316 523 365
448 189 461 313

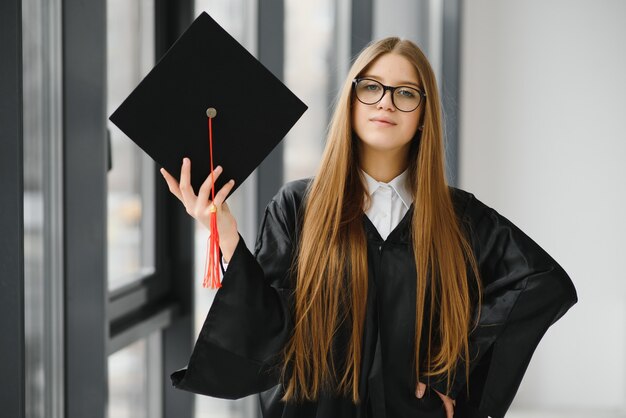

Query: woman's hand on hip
416 381 456 418
160 157 239 262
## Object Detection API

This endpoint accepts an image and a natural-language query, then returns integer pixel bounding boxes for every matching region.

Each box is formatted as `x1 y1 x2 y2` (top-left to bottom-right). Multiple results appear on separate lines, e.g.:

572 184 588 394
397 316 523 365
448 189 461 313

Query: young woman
162 38 577 418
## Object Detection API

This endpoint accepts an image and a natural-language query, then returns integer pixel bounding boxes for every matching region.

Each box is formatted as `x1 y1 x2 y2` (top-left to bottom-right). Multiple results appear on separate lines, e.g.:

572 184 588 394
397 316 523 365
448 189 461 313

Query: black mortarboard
109 11 307 197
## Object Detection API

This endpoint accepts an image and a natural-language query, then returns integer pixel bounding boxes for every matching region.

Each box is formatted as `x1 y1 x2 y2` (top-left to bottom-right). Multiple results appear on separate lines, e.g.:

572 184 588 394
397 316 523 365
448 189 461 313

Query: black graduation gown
170 178 578 418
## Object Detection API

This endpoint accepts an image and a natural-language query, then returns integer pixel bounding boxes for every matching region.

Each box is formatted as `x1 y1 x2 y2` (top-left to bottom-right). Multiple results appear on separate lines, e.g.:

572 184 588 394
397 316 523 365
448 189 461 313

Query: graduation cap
109 12 308 288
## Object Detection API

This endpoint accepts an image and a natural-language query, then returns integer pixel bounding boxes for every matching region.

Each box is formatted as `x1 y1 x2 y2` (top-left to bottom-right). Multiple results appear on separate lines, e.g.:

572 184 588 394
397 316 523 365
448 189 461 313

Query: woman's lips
370 118 396 127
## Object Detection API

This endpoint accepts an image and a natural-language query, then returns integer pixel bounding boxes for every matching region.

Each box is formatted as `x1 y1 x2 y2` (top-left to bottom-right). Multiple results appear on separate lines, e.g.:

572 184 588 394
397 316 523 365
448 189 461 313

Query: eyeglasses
352 78 426 112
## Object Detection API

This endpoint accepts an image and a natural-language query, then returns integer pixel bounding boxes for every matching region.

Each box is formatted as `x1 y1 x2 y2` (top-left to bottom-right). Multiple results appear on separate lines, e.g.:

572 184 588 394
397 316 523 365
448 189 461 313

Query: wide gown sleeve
170 193 296 400
429 191 578 418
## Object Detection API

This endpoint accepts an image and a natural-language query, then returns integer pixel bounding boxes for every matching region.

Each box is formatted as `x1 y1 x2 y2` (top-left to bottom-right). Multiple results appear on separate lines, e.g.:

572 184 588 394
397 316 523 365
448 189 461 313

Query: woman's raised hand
160 157 240 262
416 381 456 418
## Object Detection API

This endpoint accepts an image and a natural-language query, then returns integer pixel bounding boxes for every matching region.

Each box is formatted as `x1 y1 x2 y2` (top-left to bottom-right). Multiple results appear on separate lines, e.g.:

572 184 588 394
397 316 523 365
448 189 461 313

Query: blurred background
2 0 624 417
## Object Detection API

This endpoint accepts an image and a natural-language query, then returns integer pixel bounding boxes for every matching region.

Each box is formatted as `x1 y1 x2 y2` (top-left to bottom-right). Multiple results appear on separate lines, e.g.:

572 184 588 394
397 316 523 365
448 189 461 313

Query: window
107 0 156 291
284 0 335 182
108 332 162 418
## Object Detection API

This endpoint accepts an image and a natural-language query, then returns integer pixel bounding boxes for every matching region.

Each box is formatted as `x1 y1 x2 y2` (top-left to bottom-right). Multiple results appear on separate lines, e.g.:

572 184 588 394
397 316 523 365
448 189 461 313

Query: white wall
461 0 626 414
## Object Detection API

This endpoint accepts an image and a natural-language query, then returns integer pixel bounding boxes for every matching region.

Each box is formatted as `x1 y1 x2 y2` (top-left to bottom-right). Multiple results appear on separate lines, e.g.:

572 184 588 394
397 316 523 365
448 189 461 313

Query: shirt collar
361 168 412 209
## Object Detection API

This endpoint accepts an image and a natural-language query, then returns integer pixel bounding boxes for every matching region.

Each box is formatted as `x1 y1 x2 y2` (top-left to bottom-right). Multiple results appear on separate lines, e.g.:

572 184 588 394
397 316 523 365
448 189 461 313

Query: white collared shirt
361 168 412 241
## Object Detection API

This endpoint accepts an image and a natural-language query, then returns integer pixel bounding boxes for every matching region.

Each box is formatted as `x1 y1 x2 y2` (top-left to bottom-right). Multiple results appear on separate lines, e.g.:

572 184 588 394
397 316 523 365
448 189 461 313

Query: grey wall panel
442 0 461 185
351 0 373 58
63 0 108 416
0 0 25 417
257 0 285 220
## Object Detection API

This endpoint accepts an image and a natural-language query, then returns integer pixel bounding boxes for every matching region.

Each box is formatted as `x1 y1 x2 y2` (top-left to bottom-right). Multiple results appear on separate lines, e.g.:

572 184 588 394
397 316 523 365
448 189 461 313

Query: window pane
108 338 148 418
106 0 156 290
284 0 335 182
108 332 162 418
22 1 65 416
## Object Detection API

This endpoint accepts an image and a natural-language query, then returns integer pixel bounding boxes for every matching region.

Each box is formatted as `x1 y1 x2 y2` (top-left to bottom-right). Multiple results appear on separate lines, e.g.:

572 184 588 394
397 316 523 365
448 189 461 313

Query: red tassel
203 205 221 288
203 114 222 289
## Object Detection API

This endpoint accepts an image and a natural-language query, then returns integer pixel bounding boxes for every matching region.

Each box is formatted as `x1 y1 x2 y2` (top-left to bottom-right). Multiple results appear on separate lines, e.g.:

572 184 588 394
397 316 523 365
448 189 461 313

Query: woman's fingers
212 179 236 208
415 381 426 398
161 160 236 231
160 167 183 202
442 398 454 418
432 387 455 418
197 165 223 208
161 161 239 251
179 157 197 210
417 382 455 418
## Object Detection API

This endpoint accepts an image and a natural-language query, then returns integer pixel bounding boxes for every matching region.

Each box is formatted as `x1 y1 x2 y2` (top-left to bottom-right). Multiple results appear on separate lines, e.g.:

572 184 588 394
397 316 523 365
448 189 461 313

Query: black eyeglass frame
352 77 427 112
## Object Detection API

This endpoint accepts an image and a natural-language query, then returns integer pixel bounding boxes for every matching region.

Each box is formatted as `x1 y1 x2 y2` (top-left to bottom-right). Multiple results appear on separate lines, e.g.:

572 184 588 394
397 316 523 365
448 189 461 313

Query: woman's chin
359 138 411 154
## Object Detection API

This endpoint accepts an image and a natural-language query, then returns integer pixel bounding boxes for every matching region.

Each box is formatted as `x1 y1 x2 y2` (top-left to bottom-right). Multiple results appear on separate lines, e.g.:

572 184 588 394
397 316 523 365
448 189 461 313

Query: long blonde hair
280 37 482 403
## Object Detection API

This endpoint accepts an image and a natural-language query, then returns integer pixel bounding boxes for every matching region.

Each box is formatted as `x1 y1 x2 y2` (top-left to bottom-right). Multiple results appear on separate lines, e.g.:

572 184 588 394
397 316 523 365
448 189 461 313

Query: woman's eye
363 83 381 91
397 88 416 98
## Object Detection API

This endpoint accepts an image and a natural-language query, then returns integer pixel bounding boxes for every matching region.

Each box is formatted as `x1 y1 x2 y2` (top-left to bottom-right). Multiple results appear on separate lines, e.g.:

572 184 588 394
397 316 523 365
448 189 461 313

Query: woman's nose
377 90 395 111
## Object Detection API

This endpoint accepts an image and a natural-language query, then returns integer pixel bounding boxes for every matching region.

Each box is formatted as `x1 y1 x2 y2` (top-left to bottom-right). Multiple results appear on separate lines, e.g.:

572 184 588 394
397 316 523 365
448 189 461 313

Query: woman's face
352 53 423 155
